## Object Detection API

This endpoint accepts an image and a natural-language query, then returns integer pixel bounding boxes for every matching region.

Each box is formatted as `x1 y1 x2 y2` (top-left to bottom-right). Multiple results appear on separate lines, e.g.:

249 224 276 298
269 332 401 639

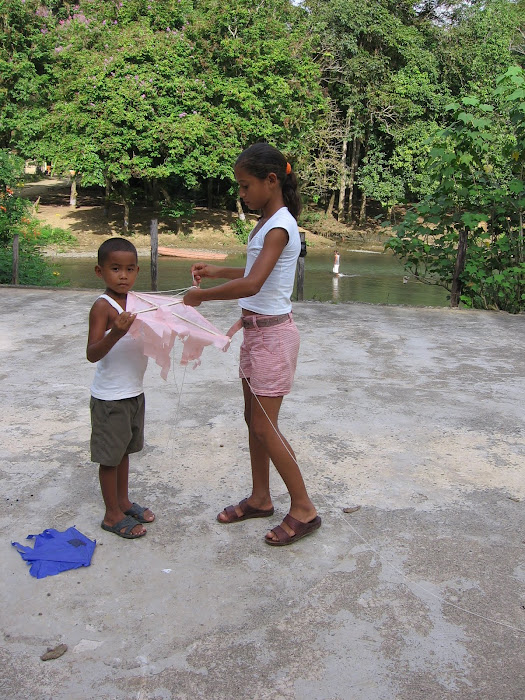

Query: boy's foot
265 513 321 546
217 497 274 523
101 515 146 539
124 502 155 523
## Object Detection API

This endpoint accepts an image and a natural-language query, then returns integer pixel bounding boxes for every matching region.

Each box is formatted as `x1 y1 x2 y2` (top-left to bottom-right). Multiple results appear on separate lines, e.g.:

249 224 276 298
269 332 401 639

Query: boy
87 237 154 539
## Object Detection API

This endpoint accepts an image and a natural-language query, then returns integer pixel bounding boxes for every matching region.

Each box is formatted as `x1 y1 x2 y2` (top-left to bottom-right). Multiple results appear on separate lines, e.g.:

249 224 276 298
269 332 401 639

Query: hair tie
286 162 292 175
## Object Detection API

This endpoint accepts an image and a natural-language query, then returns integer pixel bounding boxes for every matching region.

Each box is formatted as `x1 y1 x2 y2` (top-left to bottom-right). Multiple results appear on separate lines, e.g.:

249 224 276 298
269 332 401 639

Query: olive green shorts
90 393 145 466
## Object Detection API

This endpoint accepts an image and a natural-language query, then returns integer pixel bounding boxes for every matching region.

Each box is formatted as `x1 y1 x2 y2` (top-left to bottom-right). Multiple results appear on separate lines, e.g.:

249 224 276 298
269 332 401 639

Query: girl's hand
190 263 219 285
183 287 203 307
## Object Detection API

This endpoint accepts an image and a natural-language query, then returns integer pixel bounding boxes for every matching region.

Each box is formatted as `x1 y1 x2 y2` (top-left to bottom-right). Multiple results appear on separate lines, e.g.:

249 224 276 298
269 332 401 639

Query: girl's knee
250 420 274 446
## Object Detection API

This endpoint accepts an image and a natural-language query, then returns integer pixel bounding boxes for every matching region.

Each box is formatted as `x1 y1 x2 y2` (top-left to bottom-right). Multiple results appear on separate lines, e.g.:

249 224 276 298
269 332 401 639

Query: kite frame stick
132 292 230 340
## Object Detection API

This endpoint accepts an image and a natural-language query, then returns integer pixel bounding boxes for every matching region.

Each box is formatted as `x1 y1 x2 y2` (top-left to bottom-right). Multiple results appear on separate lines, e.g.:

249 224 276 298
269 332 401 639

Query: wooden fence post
12 234 19 285
150 218 158 291
296 230 306 301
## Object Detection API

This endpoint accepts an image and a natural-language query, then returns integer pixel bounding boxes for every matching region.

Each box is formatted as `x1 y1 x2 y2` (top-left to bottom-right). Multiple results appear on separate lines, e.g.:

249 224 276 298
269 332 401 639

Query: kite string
136 288 525 635
163 348 188 459
236 359 525 637
136 287 525 635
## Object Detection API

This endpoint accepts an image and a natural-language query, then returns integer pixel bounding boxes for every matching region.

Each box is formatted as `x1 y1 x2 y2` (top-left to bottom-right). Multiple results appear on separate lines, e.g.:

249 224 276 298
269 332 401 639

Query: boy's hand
112 311 137 336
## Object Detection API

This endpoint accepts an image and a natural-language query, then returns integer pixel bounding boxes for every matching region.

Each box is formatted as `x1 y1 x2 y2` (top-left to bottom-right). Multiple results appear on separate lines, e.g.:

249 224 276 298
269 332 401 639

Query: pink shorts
239 314 300 396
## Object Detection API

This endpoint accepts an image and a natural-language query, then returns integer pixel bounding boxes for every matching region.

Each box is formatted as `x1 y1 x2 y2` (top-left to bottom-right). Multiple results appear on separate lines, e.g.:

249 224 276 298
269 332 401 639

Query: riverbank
2 287 525 699
20 178 387 256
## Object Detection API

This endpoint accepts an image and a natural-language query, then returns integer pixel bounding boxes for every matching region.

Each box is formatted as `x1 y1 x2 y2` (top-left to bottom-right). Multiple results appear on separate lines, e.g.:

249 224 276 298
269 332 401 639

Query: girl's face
234 165 277 212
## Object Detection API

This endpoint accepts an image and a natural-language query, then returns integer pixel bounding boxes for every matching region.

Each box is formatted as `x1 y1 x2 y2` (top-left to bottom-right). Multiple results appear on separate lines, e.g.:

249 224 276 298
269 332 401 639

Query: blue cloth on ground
11 527 96 579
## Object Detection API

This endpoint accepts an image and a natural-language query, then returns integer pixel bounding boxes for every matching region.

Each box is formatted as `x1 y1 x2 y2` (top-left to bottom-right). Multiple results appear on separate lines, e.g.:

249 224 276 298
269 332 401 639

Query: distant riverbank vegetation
1 0 525 310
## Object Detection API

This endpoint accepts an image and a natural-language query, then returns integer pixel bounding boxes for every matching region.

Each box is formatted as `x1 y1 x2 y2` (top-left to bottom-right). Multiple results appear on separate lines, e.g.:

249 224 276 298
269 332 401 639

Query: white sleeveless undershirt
90 294 148 401
238 207 300 315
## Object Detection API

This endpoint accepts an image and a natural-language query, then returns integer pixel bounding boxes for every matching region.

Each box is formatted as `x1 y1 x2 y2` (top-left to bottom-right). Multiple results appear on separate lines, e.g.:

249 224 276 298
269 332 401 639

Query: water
50 248 449 307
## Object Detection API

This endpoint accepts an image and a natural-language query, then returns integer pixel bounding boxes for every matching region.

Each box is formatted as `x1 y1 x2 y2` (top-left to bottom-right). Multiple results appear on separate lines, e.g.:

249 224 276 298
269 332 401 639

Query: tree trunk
357 135 369 226
123 201 130 233
12 234 19 285
359 193 367 225
450 228 468 307
150 218 158 292
160 187 172 205
207 178 213 209
69 177 77 208
325 191 336 218
347 137 361 222
104 180 111 217
236 198 246 221
337 108 352 222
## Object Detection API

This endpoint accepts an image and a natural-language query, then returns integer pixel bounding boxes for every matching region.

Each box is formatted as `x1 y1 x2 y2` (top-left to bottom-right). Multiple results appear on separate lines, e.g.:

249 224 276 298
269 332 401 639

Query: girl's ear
267 172 278 185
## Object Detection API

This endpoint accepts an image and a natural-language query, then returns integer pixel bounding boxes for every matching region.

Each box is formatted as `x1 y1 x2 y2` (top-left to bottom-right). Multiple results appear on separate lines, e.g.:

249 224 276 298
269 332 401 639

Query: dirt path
20 178 335 255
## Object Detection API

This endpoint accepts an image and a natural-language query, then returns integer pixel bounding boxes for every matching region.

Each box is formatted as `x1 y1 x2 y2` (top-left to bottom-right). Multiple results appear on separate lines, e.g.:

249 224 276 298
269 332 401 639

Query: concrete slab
1 287 525 699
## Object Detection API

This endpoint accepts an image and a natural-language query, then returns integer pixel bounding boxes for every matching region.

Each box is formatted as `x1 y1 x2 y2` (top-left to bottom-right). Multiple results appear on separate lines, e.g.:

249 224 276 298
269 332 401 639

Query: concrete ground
1 287 525 700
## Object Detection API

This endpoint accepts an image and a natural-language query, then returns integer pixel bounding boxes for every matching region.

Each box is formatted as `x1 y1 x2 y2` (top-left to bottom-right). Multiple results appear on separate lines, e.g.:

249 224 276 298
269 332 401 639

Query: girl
183 143 321 546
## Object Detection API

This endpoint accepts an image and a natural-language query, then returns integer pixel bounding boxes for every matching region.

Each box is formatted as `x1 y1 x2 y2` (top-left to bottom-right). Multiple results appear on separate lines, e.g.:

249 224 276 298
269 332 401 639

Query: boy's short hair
98 238 138 265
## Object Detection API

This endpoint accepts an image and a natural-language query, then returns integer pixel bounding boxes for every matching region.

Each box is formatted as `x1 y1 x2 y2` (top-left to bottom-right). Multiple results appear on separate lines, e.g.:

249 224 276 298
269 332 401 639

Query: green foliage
386 72 525 313
2 0 524 234
0 235 65 286
31 223 77 247
24 0 326 210
232 217 251 244
0 149 28 244
161 199 195 223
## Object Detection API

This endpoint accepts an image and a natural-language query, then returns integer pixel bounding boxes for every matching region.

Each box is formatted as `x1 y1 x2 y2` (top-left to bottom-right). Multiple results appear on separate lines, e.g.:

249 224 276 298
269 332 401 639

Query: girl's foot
265 512 321 546
217 497 274 523
265 507 319 543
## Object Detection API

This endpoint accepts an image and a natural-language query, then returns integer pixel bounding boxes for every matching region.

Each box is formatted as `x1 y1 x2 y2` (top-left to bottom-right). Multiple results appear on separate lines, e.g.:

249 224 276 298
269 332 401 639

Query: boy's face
95 250 139 295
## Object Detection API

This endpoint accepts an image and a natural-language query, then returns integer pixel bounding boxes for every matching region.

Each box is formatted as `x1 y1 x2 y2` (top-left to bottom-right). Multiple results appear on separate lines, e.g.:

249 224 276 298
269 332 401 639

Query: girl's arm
190 263 245 284
86 299 136 363
184 228 288 306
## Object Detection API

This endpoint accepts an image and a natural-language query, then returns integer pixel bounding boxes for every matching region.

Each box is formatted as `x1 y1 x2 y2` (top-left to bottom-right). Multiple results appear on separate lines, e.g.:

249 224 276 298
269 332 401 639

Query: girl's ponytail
235 143 302 220
282 168 301 220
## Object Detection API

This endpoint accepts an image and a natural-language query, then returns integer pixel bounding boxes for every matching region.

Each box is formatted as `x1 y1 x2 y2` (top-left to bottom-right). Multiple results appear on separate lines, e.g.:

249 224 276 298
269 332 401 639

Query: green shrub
32 223 77 247
233 217 251 244
0 237 67 286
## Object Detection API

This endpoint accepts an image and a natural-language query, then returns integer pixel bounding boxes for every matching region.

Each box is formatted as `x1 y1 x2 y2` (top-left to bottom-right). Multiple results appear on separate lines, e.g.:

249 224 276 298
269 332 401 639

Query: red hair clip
285 162 292 175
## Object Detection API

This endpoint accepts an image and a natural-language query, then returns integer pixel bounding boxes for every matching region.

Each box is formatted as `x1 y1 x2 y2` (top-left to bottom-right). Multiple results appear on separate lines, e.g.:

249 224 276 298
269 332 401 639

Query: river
51 248 449 307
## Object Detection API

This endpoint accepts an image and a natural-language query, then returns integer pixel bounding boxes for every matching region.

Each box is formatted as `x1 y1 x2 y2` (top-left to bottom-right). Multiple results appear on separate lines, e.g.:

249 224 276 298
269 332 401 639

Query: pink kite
126 291 231 379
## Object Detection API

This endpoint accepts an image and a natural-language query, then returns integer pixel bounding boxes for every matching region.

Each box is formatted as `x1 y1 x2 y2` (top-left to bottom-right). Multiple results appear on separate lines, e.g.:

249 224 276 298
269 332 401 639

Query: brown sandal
265 513 322 546
217 498 274 524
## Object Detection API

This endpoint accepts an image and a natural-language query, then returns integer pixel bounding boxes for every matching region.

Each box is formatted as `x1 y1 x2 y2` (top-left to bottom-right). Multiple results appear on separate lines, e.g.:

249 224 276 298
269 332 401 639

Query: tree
0 0 57 153
386 68 525 313
306 0 445 221
28 0 326 230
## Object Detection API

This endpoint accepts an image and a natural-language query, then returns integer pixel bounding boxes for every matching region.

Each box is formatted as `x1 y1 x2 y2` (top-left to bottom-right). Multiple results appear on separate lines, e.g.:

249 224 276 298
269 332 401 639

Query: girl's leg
244 379 273 507
99 459 146 536
249 393 317 540
217 379 273 522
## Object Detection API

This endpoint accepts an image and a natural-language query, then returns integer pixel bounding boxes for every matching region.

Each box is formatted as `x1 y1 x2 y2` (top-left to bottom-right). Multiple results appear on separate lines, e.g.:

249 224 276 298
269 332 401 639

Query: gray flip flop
101 515 146 539
124 502 155 524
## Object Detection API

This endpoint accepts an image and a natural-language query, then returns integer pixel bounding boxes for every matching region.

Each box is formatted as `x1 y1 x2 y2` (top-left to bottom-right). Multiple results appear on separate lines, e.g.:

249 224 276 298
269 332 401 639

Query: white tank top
238 207 300 315
90 295 148 400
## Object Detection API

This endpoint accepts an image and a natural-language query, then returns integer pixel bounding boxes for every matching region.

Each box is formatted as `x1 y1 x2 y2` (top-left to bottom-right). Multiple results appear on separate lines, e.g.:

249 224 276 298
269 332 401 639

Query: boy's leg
99 461 146 537
116 455 155 522
249 394 317 540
